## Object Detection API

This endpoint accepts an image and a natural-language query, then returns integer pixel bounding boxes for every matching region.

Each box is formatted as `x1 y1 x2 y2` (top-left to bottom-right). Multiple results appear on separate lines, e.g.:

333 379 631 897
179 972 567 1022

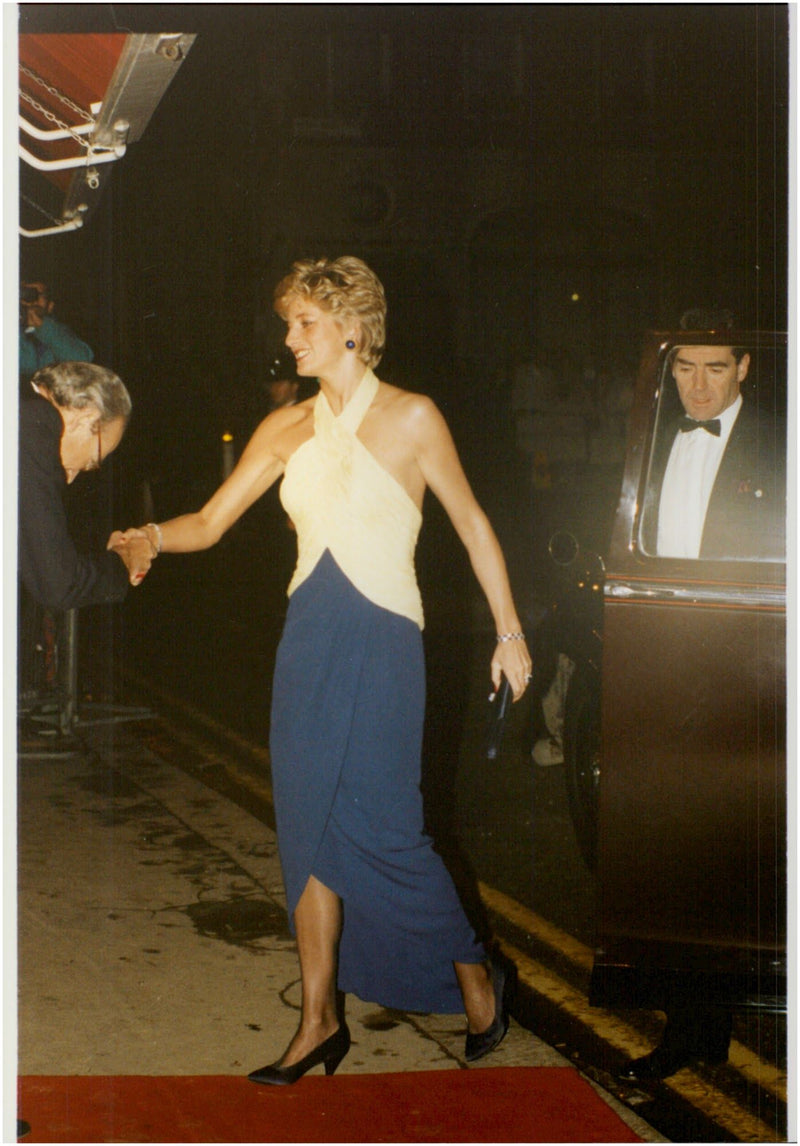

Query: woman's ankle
297 1011 340 1042
455 961 494 1033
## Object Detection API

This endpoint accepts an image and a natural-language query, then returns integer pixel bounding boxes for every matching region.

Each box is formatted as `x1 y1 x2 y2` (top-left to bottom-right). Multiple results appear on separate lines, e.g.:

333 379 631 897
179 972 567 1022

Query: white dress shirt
657 395 742 558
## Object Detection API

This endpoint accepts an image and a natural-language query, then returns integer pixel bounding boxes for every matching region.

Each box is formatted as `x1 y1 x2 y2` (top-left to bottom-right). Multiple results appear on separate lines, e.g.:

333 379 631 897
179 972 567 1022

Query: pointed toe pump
248 1023 351 1086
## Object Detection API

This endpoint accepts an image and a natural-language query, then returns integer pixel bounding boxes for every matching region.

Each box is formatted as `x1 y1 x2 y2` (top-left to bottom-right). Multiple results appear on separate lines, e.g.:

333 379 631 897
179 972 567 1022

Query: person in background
642 308 784 561
19 281 94 381
260 351 309 419
111 256 533 1084
536 307 783 766
266 375 300 411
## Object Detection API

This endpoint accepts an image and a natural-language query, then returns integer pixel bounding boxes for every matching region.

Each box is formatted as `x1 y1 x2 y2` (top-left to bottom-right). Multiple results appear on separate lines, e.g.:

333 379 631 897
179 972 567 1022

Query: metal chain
19 62 94 122
19 87 91 150
20 191 64 226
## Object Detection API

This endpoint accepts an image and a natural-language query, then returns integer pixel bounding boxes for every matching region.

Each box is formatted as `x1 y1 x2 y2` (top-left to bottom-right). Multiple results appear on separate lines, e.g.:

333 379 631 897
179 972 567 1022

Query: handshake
107 525 161 586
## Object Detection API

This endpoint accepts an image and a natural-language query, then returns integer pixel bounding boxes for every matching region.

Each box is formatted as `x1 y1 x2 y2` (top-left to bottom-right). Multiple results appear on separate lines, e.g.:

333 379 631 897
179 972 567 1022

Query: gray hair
31 361 131 425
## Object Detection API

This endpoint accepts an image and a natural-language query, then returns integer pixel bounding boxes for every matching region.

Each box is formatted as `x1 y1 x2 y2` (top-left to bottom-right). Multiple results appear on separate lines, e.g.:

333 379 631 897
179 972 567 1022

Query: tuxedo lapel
700 401 783 559
704 404 755 516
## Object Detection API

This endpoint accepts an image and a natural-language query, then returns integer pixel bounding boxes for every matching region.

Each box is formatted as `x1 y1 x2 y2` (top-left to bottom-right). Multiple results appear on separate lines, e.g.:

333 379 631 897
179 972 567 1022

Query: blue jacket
19 316 93 379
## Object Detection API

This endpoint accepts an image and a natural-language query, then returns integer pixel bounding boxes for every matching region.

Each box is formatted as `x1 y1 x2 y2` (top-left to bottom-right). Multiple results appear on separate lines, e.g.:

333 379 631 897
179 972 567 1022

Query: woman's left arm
411 395 532 699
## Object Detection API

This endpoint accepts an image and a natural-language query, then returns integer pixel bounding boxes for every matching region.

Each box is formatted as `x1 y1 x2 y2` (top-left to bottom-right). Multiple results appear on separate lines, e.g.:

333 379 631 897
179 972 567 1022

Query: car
560 329 787 1014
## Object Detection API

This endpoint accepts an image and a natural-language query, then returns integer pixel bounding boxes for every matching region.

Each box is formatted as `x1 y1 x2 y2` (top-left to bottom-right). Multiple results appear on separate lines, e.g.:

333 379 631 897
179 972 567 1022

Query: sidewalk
14 720 660 1141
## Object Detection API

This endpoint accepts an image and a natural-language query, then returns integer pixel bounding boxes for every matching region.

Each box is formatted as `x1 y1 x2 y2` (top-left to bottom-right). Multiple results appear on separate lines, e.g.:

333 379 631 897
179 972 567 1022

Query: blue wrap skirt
270 550 484 1013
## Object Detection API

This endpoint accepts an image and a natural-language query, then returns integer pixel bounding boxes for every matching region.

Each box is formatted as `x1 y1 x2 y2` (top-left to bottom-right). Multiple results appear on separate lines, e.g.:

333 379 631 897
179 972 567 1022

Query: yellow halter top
280 368 425 629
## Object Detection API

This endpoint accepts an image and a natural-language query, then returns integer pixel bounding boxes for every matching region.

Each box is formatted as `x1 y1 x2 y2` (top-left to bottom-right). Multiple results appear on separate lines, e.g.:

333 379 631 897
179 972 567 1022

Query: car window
638 344 786 562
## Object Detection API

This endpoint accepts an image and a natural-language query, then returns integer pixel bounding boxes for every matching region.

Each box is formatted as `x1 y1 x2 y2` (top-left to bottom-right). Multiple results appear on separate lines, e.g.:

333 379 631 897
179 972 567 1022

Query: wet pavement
14 719 661 1141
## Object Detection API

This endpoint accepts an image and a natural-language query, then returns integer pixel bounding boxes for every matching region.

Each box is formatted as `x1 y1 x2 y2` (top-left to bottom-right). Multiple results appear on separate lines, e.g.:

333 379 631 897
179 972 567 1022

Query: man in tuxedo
642 315 784 563
620 313 785 1082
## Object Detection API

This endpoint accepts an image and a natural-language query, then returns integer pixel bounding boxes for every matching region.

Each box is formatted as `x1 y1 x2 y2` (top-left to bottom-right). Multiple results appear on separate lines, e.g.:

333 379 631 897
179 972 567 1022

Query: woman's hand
107 529 154 585
491 635 533 702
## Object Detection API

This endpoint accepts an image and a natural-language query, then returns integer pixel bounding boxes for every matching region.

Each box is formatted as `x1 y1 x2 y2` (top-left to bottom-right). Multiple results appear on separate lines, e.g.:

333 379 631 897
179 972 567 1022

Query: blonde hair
274 256 386 369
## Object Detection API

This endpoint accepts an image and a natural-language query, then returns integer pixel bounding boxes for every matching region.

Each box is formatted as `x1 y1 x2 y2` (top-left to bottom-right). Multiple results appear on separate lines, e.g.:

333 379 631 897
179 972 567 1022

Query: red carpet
18 1069 642 1142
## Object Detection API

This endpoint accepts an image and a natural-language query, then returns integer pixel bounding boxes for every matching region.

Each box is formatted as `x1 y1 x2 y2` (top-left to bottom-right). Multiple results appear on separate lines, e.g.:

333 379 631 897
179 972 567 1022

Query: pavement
11 716 662 1143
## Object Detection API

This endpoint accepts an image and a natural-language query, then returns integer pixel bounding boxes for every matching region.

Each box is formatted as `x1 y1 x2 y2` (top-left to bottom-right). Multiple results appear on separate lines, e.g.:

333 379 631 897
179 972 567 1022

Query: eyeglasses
86 426 103 472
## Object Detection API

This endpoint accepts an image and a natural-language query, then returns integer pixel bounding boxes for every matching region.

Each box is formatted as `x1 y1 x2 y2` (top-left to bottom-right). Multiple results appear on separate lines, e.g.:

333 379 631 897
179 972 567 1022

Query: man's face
672 345 750 421
59 412 126 484
21 282 53 325
267 379 298 409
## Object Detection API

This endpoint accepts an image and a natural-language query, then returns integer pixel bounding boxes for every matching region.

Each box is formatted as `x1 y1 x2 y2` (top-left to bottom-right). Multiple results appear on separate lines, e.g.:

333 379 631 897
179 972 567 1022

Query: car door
590 332 787 1012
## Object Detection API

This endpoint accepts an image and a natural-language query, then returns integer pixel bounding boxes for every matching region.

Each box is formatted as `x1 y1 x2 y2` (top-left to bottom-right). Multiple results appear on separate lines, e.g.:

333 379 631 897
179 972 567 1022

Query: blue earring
346 340 355 349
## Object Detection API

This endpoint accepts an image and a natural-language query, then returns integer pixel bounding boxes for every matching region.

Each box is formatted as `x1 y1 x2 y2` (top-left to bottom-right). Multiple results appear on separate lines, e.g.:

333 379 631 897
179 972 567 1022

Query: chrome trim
605 579 786 609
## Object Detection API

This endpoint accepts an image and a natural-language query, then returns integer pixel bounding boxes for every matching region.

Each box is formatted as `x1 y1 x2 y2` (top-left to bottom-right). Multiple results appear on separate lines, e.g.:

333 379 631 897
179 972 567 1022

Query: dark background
19 4 789 497
17 3 790 716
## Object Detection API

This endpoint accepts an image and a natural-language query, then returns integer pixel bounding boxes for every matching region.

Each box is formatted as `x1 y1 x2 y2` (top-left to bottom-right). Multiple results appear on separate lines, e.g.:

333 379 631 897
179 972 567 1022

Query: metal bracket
19 139 126 173
19 216 84 238
19 113 95 143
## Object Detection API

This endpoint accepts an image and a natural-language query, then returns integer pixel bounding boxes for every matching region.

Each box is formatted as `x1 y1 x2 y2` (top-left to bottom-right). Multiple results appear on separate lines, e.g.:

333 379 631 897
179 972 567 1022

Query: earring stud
346 340 355 349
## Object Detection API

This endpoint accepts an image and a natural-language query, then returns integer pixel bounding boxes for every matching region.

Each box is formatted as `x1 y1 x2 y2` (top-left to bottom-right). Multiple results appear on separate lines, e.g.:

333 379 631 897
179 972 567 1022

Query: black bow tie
679 416 721 436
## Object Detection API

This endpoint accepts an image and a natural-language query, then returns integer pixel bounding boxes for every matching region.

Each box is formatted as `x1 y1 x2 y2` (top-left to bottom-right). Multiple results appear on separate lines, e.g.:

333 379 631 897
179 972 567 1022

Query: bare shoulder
375 381 443 436
242 395 316 466
272 393 316 425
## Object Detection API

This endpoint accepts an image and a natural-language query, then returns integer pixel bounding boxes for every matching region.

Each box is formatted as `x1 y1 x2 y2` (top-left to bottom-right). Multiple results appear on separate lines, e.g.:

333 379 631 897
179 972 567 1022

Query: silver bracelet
145 522 162 556
496 631 525 643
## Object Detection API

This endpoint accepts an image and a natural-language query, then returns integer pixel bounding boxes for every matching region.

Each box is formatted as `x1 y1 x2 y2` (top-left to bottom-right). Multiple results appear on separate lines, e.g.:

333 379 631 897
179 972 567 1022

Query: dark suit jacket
18 395 129 610
641 400 786 560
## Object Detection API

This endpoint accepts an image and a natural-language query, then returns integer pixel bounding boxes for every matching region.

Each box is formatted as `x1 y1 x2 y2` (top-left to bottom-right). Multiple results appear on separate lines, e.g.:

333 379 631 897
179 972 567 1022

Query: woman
111 257 533 1083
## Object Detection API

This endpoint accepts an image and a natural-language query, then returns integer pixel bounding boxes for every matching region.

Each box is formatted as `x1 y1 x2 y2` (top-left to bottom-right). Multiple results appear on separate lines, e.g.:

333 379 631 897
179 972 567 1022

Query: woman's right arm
112 412 289 556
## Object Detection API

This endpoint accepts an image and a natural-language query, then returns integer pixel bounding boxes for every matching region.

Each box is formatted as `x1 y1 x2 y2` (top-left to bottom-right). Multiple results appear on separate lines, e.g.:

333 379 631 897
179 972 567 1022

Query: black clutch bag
486 676 513 761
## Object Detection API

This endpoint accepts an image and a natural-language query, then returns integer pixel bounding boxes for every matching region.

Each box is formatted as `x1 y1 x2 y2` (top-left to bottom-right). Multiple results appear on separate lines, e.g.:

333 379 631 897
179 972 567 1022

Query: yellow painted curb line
479 883 787 1109
496 937 783 1143
126 674 788 1126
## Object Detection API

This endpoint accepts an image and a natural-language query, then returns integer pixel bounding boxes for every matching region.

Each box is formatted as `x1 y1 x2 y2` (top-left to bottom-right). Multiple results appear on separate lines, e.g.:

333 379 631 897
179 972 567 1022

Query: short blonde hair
274 256 386 369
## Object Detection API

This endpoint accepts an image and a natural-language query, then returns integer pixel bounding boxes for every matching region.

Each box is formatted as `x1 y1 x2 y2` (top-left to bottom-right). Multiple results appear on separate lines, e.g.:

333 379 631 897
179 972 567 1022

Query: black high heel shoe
248 1023 351 1086
464 961 515 1062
